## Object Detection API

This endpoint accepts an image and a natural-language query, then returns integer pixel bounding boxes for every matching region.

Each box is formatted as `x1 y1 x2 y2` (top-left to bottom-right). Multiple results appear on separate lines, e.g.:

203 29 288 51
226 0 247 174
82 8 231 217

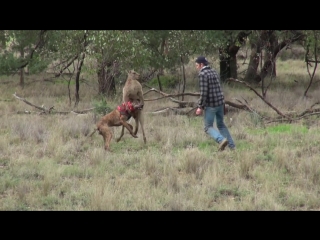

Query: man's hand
196 108 203 115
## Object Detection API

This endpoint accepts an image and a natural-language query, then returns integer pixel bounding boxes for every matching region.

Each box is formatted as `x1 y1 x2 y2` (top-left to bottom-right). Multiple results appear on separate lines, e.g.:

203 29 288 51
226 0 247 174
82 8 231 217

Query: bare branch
143 84 200 101
304 30 318 97
143 84 251 112
18 30 47 69
310 102 320 109
234 97 263 119
265 111 320 124
148 107 196 116
227 78 293 121
305 59 320 63
13 92 49 113
54 55 78 78
13 93 95 115
169 97 197 107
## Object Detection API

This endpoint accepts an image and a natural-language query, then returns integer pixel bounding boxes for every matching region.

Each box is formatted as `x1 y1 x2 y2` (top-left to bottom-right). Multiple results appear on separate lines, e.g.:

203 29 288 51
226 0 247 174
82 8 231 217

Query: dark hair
195 56 209 65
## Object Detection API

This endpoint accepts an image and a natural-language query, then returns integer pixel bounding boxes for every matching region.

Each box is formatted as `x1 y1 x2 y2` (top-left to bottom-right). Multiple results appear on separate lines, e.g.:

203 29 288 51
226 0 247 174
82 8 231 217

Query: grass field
1 58 320 210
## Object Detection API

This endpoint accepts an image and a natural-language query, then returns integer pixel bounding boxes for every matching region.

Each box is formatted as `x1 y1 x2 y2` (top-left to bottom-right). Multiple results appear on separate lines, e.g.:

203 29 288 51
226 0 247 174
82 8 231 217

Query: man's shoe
218 139 228 151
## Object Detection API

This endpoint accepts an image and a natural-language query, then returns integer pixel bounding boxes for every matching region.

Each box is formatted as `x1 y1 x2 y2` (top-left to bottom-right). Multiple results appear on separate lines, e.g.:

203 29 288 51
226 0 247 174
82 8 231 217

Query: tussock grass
1 58 320 210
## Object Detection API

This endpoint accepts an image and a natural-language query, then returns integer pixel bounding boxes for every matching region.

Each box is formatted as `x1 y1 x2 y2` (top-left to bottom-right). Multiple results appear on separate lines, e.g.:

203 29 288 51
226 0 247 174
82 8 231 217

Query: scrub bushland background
0 51 320 210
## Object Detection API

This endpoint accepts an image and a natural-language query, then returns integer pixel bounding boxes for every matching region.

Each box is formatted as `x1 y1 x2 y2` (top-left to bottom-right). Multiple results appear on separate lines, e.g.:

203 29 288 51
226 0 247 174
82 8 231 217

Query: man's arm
198 72 208 109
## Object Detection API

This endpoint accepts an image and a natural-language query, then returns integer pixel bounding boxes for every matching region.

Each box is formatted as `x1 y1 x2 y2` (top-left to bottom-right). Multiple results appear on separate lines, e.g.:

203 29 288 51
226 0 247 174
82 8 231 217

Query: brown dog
90 100 143 151
118 70 146 144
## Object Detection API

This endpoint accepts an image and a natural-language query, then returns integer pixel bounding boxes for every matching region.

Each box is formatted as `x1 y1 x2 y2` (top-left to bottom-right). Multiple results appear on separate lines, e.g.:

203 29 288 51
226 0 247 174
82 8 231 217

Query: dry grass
1 58 320 210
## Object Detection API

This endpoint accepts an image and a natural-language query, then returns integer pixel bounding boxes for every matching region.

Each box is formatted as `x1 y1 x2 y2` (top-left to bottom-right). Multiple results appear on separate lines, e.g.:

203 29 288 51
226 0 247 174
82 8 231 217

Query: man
195 56 235 151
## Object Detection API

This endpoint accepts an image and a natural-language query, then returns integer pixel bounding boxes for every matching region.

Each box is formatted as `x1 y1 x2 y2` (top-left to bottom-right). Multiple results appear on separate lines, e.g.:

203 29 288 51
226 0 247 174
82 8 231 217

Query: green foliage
256 152 275 162
197 140 212 150
268 124 294 133
28 56 52 74
148 75 178 89
0 53 21 74
0 51 50 75
132 30 221 71
303 30 320 63
0 30 51 75
200 30 250 56
248 124 308 135
267 124 308 134
1 30 318 95
92 97 113 115
87 30 144 71
249 111 264 128
0 30 7 48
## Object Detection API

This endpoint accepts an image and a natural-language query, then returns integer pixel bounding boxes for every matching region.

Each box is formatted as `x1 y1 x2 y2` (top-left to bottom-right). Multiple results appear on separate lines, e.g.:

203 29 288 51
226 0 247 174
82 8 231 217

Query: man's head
195 56 209 71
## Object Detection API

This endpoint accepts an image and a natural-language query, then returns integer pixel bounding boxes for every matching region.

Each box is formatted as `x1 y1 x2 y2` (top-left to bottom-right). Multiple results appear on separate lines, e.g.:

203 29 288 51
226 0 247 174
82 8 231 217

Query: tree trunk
219 31 251 82
19 49 25 88
219 48 230 82
219 45 240 82
253 31 305 83
20 68 24 89
256 41 289 83
244 43 261 83
229 45 239 79
97 60 116 97
74 52 85 108
156 73 163 92
263 32 277 78
180 55 186 101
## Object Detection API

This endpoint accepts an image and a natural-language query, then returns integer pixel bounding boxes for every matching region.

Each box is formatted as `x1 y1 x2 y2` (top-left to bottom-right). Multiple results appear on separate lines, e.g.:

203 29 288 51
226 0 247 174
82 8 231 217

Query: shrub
92 98 113 115
148 75 179 89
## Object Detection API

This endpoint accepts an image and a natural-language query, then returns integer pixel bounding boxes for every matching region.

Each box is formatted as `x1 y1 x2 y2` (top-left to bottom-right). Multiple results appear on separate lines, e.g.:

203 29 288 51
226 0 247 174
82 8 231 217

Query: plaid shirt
197 66 224 109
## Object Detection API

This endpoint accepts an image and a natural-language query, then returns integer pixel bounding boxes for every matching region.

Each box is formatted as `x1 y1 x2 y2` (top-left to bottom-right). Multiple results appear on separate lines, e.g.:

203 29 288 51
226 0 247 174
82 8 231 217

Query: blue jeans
203 105 235 149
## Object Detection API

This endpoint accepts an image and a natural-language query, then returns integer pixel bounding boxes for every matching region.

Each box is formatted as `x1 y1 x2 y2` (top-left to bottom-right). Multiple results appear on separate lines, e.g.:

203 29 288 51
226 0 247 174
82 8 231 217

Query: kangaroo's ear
126 69 129 74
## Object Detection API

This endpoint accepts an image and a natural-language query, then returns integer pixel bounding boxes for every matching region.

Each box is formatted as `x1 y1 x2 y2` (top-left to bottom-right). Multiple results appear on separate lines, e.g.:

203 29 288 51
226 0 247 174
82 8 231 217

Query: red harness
117 101 136 119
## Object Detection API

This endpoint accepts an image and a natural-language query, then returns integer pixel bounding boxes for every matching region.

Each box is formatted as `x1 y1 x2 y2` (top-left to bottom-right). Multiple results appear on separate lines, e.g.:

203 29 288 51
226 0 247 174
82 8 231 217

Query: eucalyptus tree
132 30 172 83
43 30 139 102
131 30 245 89
164 30 203 99
0 30 49 88
302 30 320 97
45 30 148 101
187 30 250 82
86 30 143 97
132 30 207 93
46 30 90 107
244 30 305 85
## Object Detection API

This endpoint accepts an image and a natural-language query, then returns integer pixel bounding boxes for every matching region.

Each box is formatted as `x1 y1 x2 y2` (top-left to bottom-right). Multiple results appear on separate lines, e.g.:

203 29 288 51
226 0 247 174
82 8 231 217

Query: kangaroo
117 70 146 144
